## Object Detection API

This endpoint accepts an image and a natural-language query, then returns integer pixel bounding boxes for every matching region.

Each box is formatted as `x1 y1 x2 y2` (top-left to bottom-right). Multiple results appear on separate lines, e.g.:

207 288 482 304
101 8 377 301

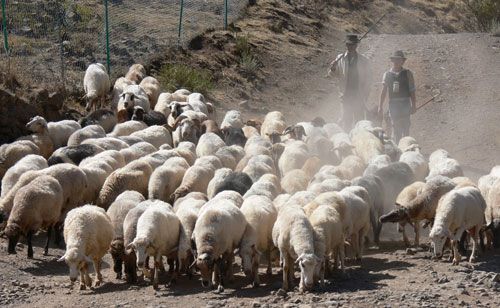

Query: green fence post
1 0 8 55
224 0 228 30
178 0 184 47
104 0 111 74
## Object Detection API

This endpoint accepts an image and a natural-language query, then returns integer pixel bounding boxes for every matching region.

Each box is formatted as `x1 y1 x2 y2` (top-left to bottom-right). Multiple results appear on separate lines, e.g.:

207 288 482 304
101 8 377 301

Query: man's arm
378 84 387 115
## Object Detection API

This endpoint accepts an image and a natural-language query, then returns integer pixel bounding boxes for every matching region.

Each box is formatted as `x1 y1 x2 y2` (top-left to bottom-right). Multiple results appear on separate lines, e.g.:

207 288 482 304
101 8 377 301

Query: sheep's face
26 116 48 133
4 223 21 254
429 226 450 258
196 252 215 287
58 248 92 283
127 238 151 269
120 92 136 110
131 107 145 121
179 119 196 140
240 245 260 277
297 253 320 291
379 205 410 224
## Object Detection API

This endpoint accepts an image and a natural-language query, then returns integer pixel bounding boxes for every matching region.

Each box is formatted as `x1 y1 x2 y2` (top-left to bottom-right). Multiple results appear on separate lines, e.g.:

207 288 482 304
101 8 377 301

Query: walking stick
391 94 440 123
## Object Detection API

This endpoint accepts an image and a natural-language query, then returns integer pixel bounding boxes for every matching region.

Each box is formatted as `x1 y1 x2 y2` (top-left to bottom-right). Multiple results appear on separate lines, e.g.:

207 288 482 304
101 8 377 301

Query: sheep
153 95 172 119
47 143 104 166
222 127 247 147
79 109 117 133
47 120 81 149
242 125 260 139
59 205 113 289
206 168 233 199
330 132 354 162
201 119 221 136
272 201 319 292
148 156 190 202
126 200 182 288
111 77 134 111
123 202 149 283
305 134 336 165
338 186 371 261
380 175 456 247
212 171 253 197
117 84 150 113
350 129 384 165
301 156 322 179
239 195 277 286
83 63 110 112
118 135 146 146
398 136 419 152
5 175 63 258
399 150 429 182
333 154 366 180
139 76 161 108
363 154 391 176
119 141 157 164
383 139 402 162
309 204 346 285
452 176 477 188
167 101 193 126
125 63 146 84
282 124 307 141
429 187 486 265
139 149 182 170
307 178 350 194
281 169 310 194
80 149 126 173
191 199 247 291
427 149 463 180
303 192 351 239
196 132 226 157
261 111 286 140
485 179 500 248
17 116 54 159
220 110 243 130
323 122 344 138
172 116 200 147
175 141 197 165
214 145 245 170
81 137 129 151
97 160 153 209
374 162 415 214
171 156 222 201
278 140 309 176
130 125 172 148
242 154 276 182
67 125 106 146
108 120 148 137
352 175 386 244
107 190 145 279
210 190 244 208
1 154 47 198
0 140 40 179
244 173 281 200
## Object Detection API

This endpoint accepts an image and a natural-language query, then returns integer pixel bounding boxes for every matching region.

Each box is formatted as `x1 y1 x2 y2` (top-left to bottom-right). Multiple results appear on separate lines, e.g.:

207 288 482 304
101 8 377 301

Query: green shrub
463 0 500 31
240 50 259 76
235 34 252 57
157 64 213 94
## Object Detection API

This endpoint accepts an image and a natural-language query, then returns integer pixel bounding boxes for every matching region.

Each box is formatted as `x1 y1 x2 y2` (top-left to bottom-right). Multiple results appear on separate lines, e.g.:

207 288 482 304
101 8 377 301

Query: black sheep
222 127 247 147
131 106 167 126
213 172 253 196
47 144 103 166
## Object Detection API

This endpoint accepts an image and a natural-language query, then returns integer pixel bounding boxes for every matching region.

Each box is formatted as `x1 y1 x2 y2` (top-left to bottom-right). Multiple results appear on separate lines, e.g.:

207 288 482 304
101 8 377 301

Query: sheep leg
413 222 420 247
319 260 325 288
79 270 87 290
82 263 93 288
282 252 290 291
44 226 52 256
400 223 410 247
332 248 339 271
27 231 34 259
325 257 331 277
153 254 162 289
287 254 294 288
225 252 234 282
94 258 103 287
451 240 461 265
54 223 63 247
469 225 480 263
266 249 272 276
339 244 346 274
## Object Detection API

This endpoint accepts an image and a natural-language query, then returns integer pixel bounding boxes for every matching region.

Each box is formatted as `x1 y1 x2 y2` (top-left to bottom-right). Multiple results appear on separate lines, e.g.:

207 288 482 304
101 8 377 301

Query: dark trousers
340 95 365 131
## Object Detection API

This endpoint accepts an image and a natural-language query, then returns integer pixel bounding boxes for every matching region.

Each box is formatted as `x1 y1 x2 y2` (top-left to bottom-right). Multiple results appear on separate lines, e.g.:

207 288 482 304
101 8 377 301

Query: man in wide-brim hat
378 50 417 142
328 34 372 131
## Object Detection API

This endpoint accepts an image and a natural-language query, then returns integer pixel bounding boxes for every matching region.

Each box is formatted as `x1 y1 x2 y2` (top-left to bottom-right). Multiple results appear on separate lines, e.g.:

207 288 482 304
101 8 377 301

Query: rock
311 296 320 303
438 277 449 284
276 289 287 297
292 298 301 304
239 101 249 109
406 248 416 255
480 292 489 297
252 302 261 308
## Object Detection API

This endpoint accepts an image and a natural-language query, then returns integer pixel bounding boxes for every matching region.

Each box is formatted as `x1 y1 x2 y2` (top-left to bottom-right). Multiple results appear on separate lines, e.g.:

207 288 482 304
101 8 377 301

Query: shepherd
378 50 417 143
328 34 372 131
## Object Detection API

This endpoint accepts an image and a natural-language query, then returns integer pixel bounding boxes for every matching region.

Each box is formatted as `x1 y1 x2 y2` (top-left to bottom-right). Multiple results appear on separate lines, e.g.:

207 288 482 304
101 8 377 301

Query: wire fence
0 0 250 91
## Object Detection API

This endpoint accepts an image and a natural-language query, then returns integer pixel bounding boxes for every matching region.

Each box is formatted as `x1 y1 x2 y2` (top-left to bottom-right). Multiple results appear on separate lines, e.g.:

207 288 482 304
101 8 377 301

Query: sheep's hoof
216 285 224 293
252 281 260 288
452 259 460 266
43 250 49 256
79 284 86 291
116 273 122 280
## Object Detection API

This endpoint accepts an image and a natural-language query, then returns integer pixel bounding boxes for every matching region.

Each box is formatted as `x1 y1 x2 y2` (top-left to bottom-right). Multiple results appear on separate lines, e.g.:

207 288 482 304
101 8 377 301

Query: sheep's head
4 222 21 254
283 125 306 140
429 225 450 259
110 239 125 276
131 106 145 121
58 247 93 283
195 252 215 288
379 203 410 224
245 119 262 131
170 187 189 203
239 244 261 279
126 237 151 270
120 92 136 110
26 116 48 133
222 127 247 147
311 116 326 127
296 253 321 292
485 220 500 249
267 132 282 144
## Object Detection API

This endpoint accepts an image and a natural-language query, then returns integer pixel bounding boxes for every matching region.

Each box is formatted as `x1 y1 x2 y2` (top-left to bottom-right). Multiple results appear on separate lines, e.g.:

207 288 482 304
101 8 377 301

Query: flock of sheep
0 62 499 294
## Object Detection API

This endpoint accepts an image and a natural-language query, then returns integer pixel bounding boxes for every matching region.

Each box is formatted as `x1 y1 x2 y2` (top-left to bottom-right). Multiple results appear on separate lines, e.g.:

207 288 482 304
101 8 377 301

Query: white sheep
260 111 286 140
239 195 277 286
125 63 146 84
0 140 40 179
67 125 106 146
1 154 47 198
429 187 486 265
154 93 173 118
427 149 463 180
139 76 161 108
399 150 429 182
192 199 247 291
130 125 172 148
333 154 365 180
83 63 110 112
350 128 384 165
17 116 54 159
242 154 275 182
280 169 310 194
122 201 149 283
363 154 391 176
120 141 157 164
220 110 243 130
206 168 233 199
117 84 150 113
330 132 354 161
108 120 148 137
148 156 190 202
59 205 113 289
97 160 153 209
272 202 320 292
215 145 245 170
107 190 145 279
398 136 419 152
4 175 63 258
111 77 134 111
209 190 244 208
244 173 281 200
352 175 385 244
307 178 349 194
278 140 309 176
81 137 129 151
172 117 199 147
127 200 183 288
47 120 82 149
171 156 222 201
196 132 226 157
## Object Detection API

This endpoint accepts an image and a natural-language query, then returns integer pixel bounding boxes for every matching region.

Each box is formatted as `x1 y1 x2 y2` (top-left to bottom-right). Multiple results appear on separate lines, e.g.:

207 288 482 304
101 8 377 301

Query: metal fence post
104 0 111 74
178 0 184 47
1 0 8 54
224 0 228 30
58 6 66 90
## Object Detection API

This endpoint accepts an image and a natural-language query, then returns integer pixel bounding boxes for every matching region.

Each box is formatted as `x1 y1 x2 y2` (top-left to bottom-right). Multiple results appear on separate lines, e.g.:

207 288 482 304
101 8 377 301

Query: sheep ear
206 102 214 113
126 243 135 251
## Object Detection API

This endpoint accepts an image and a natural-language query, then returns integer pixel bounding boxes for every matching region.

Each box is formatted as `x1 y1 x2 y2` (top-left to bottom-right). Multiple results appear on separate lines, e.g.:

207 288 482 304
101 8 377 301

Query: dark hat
344 34 360 44
390 50 407 59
